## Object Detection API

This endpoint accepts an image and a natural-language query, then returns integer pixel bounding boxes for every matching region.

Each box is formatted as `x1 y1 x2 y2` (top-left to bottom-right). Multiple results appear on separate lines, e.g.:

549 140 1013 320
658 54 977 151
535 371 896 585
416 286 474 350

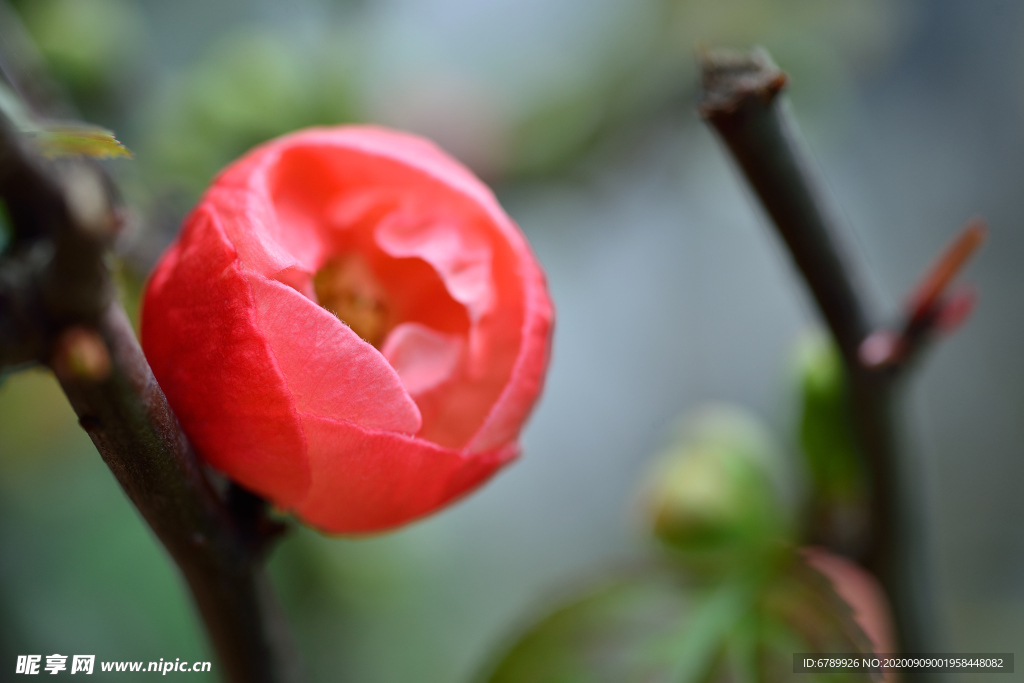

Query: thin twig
860 219 986 371
699 48 953 674
0 114 300 682
905 219 985 327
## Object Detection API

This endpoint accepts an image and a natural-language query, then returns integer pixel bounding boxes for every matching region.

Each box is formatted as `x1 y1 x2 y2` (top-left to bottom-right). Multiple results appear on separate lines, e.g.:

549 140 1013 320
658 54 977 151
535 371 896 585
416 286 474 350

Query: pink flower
142 126 553 533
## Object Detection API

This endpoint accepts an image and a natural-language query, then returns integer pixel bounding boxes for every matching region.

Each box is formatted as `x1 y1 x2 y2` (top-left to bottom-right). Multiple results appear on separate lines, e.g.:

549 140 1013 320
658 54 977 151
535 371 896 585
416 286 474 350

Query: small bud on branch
860 219 986 370
51 326 111 382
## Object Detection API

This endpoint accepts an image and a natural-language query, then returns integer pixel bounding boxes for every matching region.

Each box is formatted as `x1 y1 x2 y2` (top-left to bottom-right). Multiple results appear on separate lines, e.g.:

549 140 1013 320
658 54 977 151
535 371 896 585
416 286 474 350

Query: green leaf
0 80 131 159
793 330 864 501
664 576 762 683
754 554 879 683
482 568 696 683
481 551 877 683
30 124 132 159
767 555 875 654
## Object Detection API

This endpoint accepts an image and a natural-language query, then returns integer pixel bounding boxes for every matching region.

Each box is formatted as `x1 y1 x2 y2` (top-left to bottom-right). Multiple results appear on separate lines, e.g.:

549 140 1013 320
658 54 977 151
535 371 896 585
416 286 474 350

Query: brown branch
0 114 300 682
57 304 300 683
698 50 874 363
699 48 958 675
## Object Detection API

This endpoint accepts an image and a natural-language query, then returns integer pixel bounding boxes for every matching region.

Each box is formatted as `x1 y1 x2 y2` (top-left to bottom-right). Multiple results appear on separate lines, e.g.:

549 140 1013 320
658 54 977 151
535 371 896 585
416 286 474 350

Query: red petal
142 209 310 505
205 178 318 280
375 213 494 324
468 271 554 453
381 322 463 396
293 412 518 533
246 273 422 433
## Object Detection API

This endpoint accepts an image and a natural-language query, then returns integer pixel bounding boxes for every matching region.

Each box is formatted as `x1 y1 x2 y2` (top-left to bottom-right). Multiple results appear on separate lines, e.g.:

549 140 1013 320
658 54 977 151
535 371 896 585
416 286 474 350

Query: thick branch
58 304 300 683
699 49 940 670
698 50 874 363
0 115 299 682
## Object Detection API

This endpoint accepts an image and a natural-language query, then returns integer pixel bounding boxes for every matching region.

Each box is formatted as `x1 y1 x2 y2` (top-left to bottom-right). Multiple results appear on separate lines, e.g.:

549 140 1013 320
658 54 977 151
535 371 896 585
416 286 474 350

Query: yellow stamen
314 254 393 348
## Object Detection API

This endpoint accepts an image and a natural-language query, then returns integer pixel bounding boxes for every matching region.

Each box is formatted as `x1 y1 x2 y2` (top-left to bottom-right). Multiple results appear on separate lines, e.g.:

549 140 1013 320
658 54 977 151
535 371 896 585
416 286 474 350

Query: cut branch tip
698 47 788 119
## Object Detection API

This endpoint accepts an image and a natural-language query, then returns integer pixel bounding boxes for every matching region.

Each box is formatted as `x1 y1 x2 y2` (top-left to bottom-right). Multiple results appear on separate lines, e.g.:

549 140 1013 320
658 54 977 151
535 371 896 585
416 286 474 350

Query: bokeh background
1 0 1022 680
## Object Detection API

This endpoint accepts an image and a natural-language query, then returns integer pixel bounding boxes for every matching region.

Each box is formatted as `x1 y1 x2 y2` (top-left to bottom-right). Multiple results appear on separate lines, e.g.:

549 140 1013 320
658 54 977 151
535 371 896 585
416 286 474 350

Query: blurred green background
2 0 1023 680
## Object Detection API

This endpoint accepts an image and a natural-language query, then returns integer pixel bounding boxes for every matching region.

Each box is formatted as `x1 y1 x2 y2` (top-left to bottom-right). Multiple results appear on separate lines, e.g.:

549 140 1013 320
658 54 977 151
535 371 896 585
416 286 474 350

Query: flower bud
644 405 791 567
51 326 111 383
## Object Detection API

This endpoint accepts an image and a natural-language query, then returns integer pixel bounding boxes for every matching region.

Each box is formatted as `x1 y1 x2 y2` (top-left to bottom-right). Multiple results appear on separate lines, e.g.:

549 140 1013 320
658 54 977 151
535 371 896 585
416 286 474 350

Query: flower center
314 254 393 348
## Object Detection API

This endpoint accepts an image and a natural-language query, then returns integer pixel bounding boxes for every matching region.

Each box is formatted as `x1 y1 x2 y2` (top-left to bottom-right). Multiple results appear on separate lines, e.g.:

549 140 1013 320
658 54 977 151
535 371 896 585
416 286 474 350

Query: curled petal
246 273 422 433
375 214 494 324
294 412 518 533
381 322 463 397
142 209 310 505
468 243 554 453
